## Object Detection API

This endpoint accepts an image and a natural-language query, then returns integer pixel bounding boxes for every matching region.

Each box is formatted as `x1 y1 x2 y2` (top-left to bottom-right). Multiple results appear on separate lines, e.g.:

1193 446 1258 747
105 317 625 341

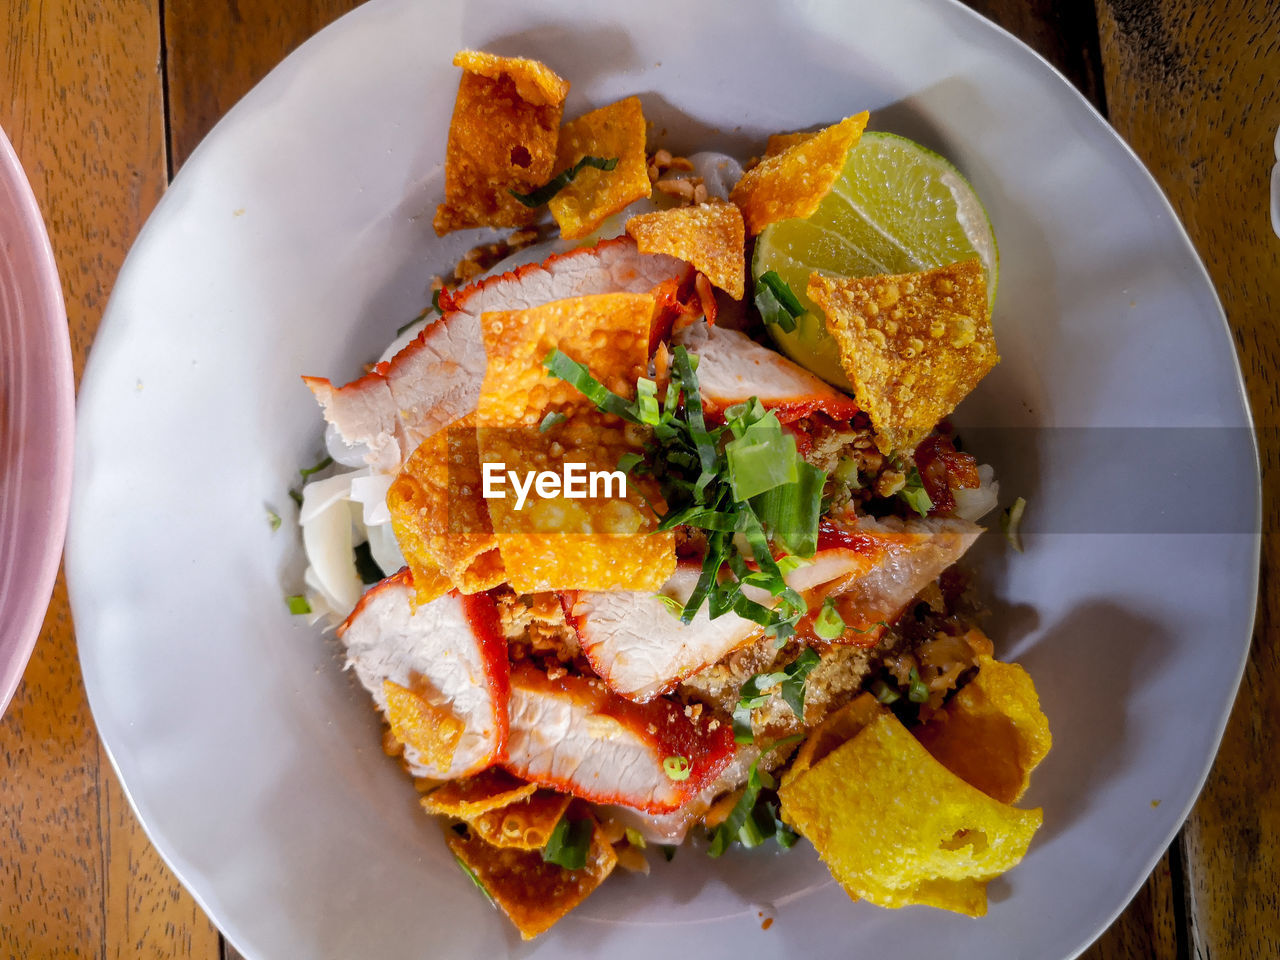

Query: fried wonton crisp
383 679 463 770
783 692 882 785
764 130 816 158
779 711 1042 916
446 820 618 940
808 259 997 454
626 201 746 299
434 51 568 235
549 96 651 240
470 790 573 850
915 656 1052 804
423 768 537 819
730 112 868 235
475 292 675 593
388 415 505 595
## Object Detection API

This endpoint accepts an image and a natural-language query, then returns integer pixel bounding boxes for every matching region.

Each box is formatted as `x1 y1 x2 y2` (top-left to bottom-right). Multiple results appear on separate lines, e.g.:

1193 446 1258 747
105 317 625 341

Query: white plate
67 1 1259 957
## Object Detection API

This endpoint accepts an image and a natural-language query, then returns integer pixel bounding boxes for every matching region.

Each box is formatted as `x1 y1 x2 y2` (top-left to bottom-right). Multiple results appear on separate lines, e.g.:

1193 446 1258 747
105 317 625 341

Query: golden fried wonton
730 112 868 235
423 768 537 818
808 259 997 454
383 679 463 770
625 201 746 299
778 711 1042 916
475 292 675 593
446 820 618 939
915 656 1052 805
434 51 568 235
549 96 651 239
470 790 573 850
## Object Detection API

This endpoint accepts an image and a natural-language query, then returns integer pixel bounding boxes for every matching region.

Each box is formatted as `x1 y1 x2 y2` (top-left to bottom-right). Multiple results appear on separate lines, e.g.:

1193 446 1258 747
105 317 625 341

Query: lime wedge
752 131 998 389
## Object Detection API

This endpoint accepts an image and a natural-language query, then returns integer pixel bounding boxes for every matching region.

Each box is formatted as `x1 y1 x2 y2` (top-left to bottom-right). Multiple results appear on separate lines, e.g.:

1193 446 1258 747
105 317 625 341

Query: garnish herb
542 815 593 870
544 346 825 642
754 271 805 333
653 593 684 616
396 292 444 337
453 854 496 905
267 508 282 531
288 488 303 507
625 828 647 849
898 465 933 517
509 155 619 207
660 844 677 862
733 649 821 744
663 755 692 781
298 454 333 480
539 411 568 433
871 676 901 704
353 541 384 585
286 595 311 615
1002 496 1027 552
813 597 845 641
907 666 930 704
707 735 804 857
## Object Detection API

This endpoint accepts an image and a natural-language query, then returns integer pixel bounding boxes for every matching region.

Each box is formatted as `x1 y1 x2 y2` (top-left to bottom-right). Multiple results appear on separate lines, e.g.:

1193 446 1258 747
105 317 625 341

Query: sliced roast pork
567 549 880 702
304 237 692 474
673 321 861 423
338 570 509 780
503 666 734 815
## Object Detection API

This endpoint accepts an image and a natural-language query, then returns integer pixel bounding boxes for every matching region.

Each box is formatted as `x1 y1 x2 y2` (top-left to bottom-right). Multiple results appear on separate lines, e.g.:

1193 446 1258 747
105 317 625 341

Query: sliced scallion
510 155 619 207
813 597 845 641
1002 496 1027 552
907 666 930 704
542 815 592 870
286 595 311 615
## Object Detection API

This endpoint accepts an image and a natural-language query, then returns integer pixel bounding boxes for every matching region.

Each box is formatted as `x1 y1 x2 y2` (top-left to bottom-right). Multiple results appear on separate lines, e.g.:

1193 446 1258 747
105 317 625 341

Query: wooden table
2 1 1275 956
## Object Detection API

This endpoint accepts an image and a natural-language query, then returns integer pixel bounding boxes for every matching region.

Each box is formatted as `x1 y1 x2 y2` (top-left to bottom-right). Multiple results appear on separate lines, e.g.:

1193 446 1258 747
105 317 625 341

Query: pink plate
0 125 73 717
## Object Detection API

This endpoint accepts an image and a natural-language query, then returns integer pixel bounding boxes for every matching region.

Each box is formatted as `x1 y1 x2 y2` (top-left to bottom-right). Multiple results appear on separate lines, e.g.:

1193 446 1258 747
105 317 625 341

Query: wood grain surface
0 1 1273 958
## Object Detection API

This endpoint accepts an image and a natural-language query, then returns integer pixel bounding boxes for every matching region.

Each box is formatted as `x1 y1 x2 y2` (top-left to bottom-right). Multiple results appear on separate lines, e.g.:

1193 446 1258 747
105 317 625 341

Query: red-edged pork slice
304 236 693 474
816 515 982 636
503 666 734 815
568 549 877 702
673 321 861 424
337 570 509 780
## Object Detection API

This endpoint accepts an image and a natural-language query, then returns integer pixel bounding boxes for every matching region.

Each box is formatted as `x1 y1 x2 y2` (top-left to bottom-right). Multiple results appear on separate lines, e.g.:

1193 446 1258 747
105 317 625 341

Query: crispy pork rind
387 415 505 596
625 201 746 299
778 711 1042 916
548 96 651 240
808 259 997 454
446 819 618 940
383 679 464 770
915 656 1052 804
730 112 868 235
470 790 573 850
434 51 568 235
475 292 675 593
423 767 537 818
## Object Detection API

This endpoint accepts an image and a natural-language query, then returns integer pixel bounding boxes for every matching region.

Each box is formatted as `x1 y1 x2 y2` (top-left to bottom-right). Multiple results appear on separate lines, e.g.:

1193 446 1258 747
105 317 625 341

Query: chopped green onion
286 595 311 615
625 828 647 849
898 465 933 517
543 350 642 424
539 411 568 433
833 457 862 488
453 853 496 904
1002 496 1027 552
660 844 677 861
754 271 805 334
288 488 303 507
813 598 845 641
617 451 645 474
635 378 660 426
653 593 684 616
775 554 811 576
266 508 281 531
907 666 930 704
542 815 593 870
707 735 803 857
725 413 797 500
663 755 692 781
509 155 619 207
752 461 825 557
431 287 443 313
298 454 333 480
871 677 901 704
353 541 383 585
734 650 820 744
